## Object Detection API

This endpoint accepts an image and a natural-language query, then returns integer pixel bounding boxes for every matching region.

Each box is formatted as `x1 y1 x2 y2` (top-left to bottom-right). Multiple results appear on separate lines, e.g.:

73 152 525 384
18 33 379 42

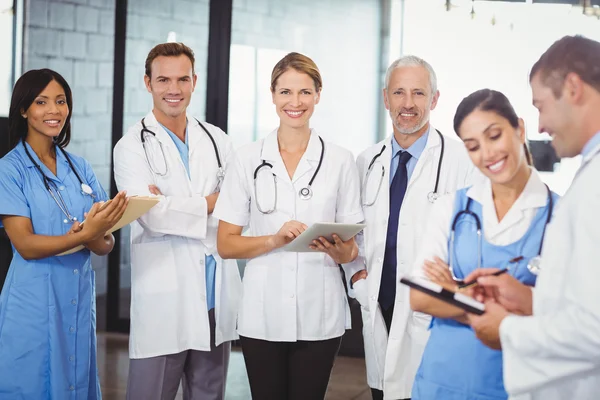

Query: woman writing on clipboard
409 89 560 399
0 69 127 398
214 53 364 400
408 89 560 400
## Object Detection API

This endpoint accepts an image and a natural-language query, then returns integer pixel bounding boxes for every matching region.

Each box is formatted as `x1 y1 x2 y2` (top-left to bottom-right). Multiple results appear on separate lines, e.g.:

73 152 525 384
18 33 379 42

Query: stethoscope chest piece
427 191 439 203
81 183 94 196
299 186 313 200
527 256 542 276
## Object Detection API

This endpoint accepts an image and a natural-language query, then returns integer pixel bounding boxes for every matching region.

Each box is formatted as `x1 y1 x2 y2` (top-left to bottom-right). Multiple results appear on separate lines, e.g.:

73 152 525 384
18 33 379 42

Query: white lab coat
499 142 600 400
113 111 242 359
353 128 477 399
213 129 364 342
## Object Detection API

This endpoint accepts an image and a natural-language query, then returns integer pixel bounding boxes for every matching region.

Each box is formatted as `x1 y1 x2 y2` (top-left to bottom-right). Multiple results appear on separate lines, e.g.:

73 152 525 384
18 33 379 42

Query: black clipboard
401 276 486 315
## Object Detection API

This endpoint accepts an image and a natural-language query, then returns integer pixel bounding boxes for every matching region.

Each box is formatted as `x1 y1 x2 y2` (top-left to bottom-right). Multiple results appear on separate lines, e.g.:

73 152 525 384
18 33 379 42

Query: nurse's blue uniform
0 142 108 399
412 187 558 400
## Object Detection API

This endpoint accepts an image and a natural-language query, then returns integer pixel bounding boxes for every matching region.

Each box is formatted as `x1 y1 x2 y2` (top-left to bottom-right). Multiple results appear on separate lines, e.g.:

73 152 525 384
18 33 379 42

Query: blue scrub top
160 123 217 311
0 141 108 399
412 187 560 400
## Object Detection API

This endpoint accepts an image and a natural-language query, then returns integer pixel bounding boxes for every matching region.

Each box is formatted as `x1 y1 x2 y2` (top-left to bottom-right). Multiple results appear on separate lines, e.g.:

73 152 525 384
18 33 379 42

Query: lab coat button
69 385 74 391
71 299 77 305
63 219 68 224
69 355 74 362
69 326 75 333
290 294 295 298
59 185 65 191
73 269 79 275
377 257 383 263
371 295 376 301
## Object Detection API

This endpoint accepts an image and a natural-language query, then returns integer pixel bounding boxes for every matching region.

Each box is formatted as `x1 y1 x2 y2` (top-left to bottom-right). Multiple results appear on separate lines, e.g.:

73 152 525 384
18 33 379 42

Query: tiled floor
97 332 371 400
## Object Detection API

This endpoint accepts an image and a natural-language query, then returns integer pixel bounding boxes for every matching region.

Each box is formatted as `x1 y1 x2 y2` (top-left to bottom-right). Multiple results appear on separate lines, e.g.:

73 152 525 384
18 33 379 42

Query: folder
58 196 160 256
400 275 486 315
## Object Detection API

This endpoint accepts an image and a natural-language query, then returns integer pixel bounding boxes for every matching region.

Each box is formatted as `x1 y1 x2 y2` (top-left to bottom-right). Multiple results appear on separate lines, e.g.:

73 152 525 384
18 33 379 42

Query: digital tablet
283 222 366 253
400 275 486 315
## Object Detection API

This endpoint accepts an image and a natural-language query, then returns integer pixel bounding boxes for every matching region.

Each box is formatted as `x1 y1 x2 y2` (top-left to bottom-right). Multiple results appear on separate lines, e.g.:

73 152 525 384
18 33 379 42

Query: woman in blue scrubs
409 89 560 399
0 69 127 399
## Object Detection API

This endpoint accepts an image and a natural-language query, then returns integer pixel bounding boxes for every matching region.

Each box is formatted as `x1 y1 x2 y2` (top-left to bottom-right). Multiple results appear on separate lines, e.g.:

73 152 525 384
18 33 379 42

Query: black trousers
239 335 342 400
371 303 411 400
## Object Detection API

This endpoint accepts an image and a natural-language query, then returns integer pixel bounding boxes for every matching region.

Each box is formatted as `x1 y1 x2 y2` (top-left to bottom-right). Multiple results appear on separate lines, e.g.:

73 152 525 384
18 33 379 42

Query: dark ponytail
454 89 532 166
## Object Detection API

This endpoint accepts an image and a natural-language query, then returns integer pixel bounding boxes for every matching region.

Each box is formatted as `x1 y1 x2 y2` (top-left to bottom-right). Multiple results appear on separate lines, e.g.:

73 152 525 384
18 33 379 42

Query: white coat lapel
144 111 192 193
291 131 321 184
408 127 441 189
374 139 393 213
261 130 290 182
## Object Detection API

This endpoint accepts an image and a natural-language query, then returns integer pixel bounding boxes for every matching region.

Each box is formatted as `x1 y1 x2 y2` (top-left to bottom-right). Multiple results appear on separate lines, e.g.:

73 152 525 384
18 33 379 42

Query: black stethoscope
140 118 224 188
253 136 325 214
22 140 95 223
449 184 554 281
362 129 445 206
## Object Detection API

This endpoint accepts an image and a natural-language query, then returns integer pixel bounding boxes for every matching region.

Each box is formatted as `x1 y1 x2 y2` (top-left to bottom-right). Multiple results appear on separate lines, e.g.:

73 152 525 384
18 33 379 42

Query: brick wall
24 0 115 190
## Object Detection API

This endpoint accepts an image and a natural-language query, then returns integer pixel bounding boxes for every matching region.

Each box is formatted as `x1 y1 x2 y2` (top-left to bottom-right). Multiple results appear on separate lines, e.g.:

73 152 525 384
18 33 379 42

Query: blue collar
391 126 430 159
581 131 600 159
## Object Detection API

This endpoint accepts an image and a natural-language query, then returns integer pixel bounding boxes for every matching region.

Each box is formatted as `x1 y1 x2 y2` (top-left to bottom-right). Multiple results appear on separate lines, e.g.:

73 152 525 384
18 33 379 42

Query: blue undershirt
160 123 217 311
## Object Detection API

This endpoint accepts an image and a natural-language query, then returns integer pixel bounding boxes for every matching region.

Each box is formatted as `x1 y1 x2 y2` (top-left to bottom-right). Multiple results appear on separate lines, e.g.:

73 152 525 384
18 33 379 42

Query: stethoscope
253 136 325 214
140 118 225 188
448 184 554 282
22 140 95 223
362 129 445 207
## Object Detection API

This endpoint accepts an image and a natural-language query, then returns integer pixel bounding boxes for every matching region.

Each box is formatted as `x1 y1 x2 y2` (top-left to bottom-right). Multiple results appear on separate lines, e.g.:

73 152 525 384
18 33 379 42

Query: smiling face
458 109 528 185
271 68 320 130
530 72 582 158
22 79 69 142
383 65 439 136
144 54 197 120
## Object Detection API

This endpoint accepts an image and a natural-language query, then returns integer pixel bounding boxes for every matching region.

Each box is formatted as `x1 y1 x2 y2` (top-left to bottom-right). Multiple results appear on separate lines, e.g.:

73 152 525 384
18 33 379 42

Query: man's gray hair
384 55 438 94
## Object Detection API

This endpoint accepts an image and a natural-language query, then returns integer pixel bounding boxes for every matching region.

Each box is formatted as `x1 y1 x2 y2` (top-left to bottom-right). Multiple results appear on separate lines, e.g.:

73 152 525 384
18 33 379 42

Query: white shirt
499 143 600 400
412 168 549 278
213 129 364 341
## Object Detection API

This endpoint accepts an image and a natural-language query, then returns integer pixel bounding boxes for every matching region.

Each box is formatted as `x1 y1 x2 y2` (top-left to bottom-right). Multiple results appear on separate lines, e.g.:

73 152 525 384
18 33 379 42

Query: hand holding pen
461 266 533 316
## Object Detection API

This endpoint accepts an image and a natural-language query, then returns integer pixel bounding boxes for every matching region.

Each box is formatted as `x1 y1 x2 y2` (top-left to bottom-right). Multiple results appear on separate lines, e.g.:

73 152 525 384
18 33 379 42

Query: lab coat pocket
409 311 432 345
131 240 177 294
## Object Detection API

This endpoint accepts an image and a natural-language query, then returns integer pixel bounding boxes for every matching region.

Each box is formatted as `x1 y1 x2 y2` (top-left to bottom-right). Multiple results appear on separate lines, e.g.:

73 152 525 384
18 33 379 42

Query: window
0 0 22 117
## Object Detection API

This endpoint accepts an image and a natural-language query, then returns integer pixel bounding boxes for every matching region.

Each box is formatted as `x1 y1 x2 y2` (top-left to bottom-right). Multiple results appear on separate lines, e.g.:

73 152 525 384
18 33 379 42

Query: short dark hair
530 35 600 97
454 89 532 165
8 68 73 151
145 42 195 78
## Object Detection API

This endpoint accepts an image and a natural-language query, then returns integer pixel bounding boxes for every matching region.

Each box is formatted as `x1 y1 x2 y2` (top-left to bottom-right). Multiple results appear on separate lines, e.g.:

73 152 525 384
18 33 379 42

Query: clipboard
400 275 486 315
58 196 160 256
282 222 366 253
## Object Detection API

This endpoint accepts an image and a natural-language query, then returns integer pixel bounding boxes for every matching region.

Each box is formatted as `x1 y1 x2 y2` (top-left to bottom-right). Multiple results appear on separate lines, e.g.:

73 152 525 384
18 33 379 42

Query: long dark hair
8 68 73 151
453 89 532 165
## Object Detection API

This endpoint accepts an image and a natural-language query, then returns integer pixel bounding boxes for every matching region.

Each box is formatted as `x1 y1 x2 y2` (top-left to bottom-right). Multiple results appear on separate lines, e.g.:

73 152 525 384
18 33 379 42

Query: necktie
379 150 412 311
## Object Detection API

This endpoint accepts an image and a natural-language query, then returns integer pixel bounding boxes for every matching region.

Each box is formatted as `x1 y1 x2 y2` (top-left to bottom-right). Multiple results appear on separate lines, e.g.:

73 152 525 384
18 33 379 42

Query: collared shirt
389 127 430 184
581 130 600 159
412 168 552 278
213 128 364 341
160 122 217 311
0 142 108 398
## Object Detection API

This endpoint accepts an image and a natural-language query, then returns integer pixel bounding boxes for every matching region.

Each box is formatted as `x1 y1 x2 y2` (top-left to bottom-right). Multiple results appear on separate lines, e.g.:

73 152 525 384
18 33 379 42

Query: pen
457 267 509 289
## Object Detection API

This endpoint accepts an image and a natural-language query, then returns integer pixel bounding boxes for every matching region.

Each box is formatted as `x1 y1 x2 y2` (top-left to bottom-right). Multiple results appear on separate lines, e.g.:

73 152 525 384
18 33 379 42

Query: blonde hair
270 52 322 92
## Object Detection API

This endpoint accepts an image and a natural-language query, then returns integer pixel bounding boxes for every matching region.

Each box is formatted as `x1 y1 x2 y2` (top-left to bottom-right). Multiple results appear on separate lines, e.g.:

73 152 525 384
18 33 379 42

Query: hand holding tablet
283 222 366 253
